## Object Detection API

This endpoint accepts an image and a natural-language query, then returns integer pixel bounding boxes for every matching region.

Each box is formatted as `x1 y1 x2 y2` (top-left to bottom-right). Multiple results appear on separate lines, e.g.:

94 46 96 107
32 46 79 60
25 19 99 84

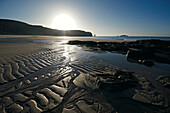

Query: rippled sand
0 35 169 113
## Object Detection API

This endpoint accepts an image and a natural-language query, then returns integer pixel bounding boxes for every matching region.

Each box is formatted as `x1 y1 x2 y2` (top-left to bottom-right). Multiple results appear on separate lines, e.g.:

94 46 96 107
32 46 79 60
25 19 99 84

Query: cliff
0 19 92 36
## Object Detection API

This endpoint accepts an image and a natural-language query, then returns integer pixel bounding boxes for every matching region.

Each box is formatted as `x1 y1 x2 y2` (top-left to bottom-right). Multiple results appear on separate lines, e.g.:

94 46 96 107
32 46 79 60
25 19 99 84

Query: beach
0 35 170 113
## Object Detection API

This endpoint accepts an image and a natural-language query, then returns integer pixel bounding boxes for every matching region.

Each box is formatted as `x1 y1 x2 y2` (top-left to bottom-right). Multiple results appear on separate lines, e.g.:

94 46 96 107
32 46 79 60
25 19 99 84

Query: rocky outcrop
126 49 154 67
68 40 170 66
156 75 170 88
0 19 92 36
71 64 166 113
97 69 139 91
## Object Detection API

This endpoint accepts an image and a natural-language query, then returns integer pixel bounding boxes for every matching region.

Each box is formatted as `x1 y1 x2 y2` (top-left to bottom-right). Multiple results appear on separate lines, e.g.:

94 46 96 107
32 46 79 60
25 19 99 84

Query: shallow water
88 52 170 77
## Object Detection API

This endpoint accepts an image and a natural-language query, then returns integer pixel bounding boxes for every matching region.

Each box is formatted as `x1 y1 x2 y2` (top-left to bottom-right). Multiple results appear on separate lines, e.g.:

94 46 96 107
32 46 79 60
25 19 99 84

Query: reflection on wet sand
0 36 169 113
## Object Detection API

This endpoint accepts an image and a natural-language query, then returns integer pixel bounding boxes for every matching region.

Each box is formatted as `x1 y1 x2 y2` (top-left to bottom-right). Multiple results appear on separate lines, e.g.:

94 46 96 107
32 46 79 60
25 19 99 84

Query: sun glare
52 14 78 30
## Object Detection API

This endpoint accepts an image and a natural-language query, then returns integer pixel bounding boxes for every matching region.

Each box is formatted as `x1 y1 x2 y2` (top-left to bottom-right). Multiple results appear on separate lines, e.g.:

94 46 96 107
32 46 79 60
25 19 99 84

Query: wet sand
0 35 132 42
0 35 169 113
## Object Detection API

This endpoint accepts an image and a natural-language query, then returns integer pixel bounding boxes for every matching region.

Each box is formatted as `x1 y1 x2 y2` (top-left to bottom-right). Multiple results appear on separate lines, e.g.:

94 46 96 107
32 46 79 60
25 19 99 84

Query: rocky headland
0 19 92 36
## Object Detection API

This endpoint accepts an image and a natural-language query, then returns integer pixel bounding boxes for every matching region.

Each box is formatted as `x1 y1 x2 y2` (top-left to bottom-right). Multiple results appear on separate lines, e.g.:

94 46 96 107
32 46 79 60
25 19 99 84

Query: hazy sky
0 0 170 36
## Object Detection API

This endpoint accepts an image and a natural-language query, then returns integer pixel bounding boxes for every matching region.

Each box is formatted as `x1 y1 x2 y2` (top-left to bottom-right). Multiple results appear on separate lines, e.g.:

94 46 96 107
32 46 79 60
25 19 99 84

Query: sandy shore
0 35 132 42
0 35 169 113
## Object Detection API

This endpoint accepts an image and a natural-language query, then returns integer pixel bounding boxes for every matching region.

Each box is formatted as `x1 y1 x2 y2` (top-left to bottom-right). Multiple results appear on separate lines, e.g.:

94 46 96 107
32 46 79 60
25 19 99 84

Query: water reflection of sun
63 45 75 62
51 40 76 63
52 14 78 30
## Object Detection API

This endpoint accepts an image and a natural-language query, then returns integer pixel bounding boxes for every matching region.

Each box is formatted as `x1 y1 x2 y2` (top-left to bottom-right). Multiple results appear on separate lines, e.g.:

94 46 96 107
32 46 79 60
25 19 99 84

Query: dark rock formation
156 75 170 88
126 49 155 66
126 49 154 60
0 19 92 36
72 65 166 112
97 70 139 91
68 40 170 66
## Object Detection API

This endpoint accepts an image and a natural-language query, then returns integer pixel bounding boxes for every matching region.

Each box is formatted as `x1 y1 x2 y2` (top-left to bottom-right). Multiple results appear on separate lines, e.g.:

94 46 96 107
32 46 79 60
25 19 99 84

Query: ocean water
93 36 170 41
0 36 170 43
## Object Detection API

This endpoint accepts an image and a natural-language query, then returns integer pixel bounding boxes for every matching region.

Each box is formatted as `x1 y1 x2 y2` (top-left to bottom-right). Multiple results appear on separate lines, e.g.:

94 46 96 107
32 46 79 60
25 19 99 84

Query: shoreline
0 35 133 42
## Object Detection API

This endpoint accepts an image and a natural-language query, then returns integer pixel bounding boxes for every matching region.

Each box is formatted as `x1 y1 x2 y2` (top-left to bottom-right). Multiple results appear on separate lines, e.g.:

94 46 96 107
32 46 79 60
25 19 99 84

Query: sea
91 36 170 41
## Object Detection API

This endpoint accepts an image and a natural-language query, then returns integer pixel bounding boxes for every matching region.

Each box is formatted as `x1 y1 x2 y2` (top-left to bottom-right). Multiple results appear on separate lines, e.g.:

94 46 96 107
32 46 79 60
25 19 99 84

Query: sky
0 0 170 36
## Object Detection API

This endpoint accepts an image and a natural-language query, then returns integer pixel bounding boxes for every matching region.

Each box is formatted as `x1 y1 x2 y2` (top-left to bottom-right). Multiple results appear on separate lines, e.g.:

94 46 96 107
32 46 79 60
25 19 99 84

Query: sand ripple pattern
0 46 71 113
0 43 114 113
0 42 167 113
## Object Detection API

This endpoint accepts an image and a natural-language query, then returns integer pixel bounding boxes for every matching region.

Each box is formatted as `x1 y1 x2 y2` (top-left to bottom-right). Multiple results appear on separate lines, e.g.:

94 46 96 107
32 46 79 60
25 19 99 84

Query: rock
126 49 142 59
133 94 151 104
76 100 96 113
127 58 154 67
133 90 164 106
164 83 170 88
156 75 170 89
139 60 154 67
73 73 99 90
126 49 154 60
118 75 126 79
97 70 138 91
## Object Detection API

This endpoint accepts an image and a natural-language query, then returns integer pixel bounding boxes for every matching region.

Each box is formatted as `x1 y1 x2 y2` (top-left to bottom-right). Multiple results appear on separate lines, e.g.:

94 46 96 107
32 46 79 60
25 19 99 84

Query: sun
52 14 78 30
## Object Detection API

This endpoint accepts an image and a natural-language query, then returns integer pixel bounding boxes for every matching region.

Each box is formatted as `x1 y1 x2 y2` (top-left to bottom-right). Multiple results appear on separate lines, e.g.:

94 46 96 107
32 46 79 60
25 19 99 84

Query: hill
0 19 92 36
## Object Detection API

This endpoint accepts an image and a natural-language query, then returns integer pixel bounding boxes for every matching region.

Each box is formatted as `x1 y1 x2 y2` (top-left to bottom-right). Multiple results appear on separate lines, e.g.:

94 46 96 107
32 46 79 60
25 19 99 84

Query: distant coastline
119 35 128 37
92 36 170 41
